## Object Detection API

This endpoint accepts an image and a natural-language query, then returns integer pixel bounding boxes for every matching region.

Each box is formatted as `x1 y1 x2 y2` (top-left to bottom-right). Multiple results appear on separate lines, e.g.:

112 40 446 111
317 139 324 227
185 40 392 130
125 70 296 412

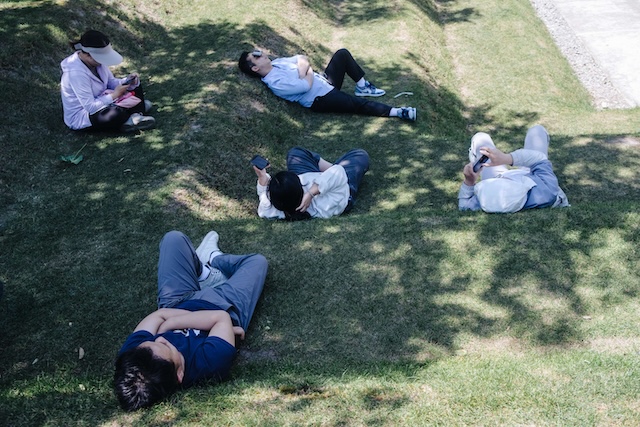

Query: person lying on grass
238 48 416 121
114 230 268 410
459 124 570 213
60 30 156 133
253 147 369 221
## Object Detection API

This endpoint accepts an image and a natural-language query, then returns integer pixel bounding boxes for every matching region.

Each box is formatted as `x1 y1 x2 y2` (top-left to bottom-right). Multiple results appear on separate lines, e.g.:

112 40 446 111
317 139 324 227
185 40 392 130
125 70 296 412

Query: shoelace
365 82 378 92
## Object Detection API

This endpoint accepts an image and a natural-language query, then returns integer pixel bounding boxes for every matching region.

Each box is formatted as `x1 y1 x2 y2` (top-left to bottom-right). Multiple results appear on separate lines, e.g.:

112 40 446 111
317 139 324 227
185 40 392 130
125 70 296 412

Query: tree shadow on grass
297 0 478 26
1 0 640 424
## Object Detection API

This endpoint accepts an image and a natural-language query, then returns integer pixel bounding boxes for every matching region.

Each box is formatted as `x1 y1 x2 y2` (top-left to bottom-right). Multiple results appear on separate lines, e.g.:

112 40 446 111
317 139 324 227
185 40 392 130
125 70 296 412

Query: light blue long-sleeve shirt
261 56 333 108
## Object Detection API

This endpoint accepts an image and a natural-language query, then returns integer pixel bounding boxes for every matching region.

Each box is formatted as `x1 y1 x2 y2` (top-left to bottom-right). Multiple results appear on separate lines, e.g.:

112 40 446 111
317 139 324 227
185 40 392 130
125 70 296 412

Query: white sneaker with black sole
120 113 156 132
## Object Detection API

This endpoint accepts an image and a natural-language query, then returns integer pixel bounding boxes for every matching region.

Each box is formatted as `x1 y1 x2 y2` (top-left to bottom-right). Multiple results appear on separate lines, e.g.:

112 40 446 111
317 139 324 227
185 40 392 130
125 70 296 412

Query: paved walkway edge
529 0 635 110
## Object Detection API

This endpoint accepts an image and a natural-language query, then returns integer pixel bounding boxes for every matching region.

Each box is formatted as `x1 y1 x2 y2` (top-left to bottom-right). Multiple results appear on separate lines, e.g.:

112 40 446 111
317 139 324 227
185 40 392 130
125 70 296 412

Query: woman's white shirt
257 164 350 219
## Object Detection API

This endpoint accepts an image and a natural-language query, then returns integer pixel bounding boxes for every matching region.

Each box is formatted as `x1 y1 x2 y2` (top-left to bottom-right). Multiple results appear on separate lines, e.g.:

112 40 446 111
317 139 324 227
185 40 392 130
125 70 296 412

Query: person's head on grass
268 171 312 221
238 50 272 78
114 337 185 411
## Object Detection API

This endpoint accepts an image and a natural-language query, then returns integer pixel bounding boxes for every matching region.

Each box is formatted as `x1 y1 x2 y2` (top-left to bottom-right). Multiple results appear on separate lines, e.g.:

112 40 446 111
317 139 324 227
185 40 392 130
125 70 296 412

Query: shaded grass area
1 0 639 425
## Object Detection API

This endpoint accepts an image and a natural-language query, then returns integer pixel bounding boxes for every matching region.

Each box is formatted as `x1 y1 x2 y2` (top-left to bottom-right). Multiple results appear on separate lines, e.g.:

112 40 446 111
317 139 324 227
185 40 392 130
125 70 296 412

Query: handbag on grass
103 89 142 109
114 91 142 108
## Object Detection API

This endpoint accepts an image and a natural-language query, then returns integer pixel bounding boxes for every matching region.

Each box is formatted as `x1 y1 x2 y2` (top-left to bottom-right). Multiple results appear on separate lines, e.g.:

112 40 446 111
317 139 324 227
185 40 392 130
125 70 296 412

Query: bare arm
297 183 320 213
253 165 271 186
318 158 333 172
297 55 314 88
133 308 192 334
480 146 513 168
296 55 311 77
157 310 236 345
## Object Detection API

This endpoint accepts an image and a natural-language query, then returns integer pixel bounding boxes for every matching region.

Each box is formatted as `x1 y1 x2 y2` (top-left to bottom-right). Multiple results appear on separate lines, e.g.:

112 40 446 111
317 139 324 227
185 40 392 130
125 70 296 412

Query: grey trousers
156 231 268 330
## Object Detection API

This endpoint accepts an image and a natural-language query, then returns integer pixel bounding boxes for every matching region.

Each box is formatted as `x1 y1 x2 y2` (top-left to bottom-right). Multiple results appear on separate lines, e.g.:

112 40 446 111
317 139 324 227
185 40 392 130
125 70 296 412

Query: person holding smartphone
60 30 156 132
252 147 370 221
459 125 570 213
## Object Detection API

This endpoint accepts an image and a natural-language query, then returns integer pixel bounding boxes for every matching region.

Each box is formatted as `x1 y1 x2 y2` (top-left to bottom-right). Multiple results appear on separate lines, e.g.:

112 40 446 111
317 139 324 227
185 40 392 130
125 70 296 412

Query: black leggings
310 49 392 117
88 86 146 131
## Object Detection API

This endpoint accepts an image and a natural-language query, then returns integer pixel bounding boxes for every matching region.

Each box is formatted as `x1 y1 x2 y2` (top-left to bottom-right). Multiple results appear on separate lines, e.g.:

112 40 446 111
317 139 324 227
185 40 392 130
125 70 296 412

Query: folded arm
134 308 237 345
296 55 314 88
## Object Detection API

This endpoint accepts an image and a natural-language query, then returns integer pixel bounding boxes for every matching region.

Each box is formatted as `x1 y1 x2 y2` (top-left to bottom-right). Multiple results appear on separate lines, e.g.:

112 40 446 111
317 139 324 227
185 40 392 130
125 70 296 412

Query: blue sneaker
355 81 386 97
398 107 417 122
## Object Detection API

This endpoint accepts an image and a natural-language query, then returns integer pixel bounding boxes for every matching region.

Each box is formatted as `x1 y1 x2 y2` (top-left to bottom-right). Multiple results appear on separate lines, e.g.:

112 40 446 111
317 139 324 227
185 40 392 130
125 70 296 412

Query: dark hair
268 171 311 221
238 51 261 78
114 346 179 411
69 30 110 51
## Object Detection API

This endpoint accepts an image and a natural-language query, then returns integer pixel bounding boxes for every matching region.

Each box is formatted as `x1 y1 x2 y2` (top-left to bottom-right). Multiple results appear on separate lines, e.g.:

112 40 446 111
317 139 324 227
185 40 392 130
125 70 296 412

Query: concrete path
549 0 640 108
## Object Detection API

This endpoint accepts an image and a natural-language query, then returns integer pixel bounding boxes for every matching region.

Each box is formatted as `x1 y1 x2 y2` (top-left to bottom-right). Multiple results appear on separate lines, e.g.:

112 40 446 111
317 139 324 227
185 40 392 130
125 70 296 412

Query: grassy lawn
1 0 639 425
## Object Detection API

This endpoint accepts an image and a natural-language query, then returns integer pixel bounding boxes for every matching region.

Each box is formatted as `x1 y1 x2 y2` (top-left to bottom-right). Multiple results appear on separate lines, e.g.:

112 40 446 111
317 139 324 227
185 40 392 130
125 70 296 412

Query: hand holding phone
122 75 136 85
472 155 489 173
250 155 269 170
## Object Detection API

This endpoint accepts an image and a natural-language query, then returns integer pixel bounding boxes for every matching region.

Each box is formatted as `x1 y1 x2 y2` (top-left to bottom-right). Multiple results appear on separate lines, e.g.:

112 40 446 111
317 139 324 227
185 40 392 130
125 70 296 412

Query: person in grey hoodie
60 30 155 132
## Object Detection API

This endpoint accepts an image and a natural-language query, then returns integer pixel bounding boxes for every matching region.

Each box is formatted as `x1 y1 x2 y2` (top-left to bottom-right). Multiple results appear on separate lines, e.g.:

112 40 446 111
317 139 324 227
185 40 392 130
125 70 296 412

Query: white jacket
60 52 128 130
257 165 350 219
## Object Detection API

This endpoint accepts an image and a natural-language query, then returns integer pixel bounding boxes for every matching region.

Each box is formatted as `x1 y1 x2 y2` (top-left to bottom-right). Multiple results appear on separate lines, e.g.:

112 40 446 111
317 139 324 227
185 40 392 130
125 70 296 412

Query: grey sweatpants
156 230 268 330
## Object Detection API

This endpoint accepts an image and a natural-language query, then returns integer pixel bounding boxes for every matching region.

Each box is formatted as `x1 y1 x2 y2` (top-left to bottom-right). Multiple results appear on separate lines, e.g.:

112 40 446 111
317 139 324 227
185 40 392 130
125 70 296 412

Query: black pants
310 49 392 117
88 86 146 131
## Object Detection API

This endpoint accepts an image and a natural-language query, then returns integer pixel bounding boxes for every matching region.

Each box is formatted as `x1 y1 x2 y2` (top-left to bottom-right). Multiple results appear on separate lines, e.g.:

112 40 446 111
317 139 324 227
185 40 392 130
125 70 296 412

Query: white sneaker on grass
196 231 227 288
355 81 386 97
398 107 416 122
120 113 156 132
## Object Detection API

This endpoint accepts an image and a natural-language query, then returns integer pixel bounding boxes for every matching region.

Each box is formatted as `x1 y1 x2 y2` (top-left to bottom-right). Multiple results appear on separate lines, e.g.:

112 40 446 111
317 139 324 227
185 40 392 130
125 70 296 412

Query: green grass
1 0 640 425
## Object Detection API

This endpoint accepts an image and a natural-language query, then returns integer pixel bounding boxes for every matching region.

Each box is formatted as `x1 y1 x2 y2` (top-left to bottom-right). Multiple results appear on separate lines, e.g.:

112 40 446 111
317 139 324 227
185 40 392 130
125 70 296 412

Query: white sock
389 108 400 117
198 265 211 281
356 78 366 88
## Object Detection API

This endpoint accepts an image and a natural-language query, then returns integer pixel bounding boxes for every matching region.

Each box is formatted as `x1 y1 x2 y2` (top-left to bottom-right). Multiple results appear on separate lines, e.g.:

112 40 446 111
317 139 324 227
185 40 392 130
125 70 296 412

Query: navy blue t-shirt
119 304 237 387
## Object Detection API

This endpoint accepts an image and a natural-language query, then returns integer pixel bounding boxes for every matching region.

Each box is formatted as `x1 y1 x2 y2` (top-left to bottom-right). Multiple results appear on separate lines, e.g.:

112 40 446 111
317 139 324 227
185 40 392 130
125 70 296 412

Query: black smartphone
250 155 269 170
123 75 136 85
472 155 489 173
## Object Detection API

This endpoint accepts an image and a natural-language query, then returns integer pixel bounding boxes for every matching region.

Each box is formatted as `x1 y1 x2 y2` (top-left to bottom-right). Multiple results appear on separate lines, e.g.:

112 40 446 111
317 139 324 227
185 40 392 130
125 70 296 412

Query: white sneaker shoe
355 81 386 97
398 107 416 121
121 113 156 132
196 231 223 265
196 231 227 288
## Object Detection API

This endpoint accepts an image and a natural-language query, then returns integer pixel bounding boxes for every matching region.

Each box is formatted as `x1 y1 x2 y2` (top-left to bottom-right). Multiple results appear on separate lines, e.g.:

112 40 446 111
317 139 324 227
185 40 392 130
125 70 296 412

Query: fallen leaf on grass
60 144 87 165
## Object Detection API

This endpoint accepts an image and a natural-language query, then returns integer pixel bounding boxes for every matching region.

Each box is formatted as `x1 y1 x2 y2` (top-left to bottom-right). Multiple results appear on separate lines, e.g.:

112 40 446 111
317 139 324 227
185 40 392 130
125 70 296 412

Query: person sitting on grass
238 48 417 121
459 124 570 213
113 230 268 411
60 30 156 132
253 147 369 221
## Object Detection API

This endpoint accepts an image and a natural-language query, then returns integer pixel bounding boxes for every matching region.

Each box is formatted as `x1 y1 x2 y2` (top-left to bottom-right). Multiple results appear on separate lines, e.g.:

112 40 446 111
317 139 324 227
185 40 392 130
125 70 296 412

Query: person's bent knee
160 230 187 246
472 132 492 141
251 254 269 271
527 124 548 138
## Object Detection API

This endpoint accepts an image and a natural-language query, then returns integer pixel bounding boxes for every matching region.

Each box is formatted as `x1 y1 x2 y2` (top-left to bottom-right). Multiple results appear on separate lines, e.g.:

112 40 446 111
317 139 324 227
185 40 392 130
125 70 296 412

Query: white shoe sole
354 91 386 97
121 117 156 132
